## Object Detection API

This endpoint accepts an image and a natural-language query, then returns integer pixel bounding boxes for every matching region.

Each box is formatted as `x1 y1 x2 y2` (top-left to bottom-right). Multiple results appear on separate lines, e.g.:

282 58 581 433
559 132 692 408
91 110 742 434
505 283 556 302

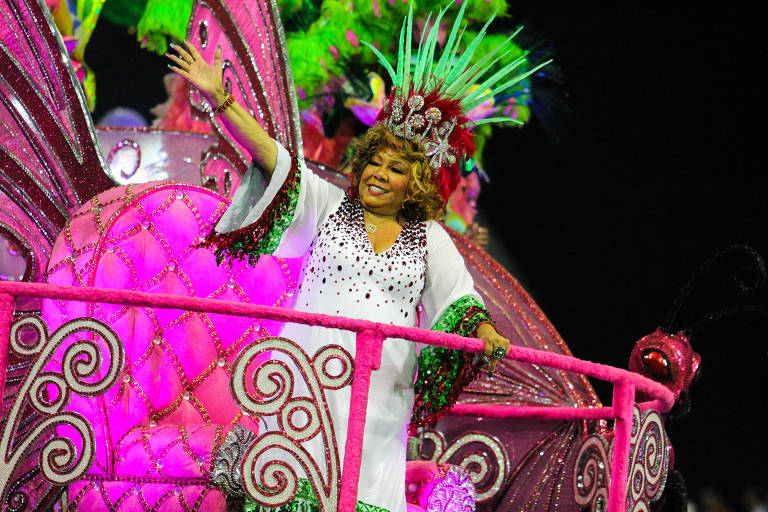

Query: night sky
86 3 767 508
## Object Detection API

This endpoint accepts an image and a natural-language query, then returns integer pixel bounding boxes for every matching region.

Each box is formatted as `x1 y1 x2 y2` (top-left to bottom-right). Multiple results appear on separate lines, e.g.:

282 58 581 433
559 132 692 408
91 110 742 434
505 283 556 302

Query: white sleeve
420 221 486 332
411 222 493 431
210 140 344 259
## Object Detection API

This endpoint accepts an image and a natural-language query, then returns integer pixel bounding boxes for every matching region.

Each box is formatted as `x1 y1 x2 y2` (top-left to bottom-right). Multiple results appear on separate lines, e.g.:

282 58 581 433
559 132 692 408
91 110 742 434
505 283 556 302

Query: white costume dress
208 141 492 512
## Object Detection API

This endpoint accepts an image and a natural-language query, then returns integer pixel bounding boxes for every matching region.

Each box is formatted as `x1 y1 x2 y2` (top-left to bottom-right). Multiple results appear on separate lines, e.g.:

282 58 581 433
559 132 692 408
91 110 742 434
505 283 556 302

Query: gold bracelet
214 94 235 115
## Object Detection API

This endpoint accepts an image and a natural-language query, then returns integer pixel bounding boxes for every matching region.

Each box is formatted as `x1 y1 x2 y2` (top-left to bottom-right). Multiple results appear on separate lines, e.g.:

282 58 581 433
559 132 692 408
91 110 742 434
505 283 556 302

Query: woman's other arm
422 222 510 373
167 41 277 180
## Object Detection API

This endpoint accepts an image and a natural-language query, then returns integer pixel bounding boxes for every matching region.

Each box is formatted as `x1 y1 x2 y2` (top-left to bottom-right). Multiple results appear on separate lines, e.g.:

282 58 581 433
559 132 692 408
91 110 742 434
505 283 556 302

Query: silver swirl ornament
627 407 670 512
573 405 671 512
573 432 611 512
229 338 353 510
0 316 124 508
419 430 509 503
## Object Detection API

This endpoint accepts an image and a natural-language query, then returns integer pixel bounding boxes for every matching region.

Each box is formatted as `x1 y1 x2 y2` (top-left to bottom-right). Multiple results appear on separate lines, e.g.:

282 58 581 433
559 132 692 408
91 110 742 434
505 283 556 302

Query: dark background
86 3 767 509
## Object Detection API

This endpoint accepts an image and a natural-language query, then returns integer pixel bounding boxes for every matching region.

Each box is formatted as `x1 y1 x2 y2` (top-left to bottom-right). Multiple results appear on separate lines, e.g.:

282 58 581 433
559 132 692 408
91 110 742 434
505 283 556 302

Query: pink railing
0 281 675 512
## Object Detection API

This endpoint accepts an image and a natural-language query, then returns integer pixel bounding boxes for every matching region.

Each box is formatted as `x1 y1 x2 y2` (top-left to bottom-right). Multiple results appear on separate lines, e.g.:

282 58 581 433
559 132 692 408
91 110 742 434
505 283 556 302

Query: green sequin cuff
243 478 389 512
200 151 302 266
411 296 494 432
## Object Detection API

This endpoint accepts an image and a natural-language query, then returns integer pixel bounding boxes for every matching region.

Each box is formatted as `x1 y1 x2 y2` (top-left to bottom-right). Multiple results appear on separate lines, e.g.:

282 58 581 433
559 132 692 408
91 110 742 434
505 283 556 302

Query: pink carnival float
0 0 693 510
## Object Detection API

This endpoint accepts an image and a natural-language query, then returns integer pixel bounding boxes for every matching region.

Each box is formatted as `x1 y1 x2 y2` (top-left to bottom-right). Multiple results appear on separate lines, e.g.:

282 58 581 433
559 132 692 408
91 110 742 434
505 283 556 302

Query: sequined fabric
243 479 389 512
296 195 427 320
261 193 431 511
411 296 493 431
199 151 302 265
211 425 257 498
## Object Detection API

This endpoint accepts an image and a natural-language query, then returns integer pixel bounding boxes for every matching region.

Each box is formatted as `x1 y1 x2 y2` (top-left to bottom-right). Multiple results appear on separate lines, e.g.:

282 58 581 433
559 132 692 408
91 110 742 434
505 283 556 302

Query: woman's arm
167 41 277 180
422 222 510 373
410 222 510 431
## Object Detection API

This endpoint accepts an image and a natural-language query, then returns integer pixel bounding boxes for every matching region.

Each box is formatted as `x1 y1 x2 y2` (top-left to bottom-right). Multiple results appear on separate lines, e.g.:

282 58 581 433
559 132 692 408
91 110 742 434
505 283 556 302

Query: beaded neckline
351 197 419 256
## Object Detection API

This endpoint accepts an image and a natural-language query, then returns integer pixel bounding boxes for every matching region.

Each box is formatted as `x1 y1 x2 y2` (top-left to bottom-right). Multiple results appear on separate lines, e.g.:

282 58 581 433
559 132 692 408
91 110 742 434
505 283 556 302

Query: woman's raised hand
166 41 225 104
165 40 277 174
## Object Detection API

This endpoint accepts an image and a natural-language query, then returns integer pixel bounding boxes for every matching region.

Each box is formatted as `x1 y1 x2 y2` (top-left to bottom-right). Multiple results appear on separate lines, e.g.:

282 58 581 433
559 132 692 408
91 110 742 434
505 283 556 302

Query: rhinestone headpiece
384 94 457 171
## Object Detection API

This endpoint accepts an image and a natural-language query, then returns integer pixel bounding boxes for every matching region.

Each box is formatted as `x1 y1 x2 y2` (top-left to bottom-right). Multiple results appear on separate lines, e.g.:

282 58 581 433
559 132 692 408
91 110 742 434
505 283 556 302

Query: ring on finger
492 346 506 359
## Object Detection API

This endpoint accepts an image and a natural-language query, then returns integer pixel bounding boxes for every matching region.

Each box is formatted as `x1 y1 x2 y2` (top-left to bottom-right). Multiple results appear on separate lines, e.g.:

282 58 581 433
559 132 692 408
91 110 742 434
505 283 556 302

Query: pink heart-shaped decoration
43 181 302 476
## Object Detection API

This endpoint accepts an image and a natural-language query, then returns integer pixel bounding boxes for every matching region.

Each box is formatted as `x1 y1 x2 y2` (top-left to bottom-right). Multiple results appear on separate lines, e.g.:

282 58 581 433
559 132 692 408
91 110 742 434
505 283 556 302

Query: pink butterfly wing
0 0 113 287
0 1 117 508
186 0 303 198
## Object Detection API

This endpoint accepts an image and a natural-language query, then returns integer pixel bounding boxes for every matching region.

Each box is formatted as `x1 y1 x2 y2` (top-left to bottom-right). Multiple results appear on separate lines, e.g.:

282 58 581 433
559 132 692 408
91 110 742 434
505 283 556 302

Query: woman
167 7 519 509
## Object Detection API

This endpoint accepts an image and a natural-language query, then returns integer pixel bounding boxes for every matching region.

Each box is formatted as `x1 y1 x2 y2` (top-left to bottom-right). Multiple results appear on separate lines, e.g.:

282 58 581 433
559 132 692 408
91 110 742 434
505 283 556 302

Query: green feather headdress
361 1 550 198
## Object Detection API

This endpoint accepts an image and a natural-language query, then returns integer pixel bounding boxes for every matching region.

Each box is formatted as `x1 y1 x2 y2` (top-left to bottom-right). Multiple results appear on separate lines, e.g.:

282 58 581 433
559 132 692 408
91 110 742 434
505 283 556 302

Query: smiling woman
163 3 538 510
194 129 508 510
350 123 445 227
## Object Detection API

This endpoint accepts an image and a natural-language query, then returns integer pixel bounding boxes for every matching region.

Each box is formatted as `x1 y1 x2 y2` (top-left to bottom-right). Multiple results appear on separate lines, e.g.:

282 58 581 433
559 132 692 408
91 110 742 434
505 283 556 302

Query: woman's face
358 148 411 216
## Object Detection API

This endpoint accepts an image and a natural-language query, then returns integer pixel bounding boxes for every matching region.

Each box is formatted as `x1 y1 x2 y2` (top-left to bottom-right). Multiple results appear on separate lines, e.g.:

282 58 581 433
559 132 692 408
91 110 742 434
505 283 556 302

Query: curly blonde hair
349 123 445 222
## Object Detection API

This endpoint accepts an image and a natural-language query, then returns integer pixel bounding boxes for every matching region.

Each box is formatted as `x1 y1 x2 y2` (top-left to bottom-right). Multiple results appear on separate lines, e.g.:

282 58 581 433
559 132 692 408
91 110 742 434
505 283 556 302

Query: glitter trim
199 151 301 265
242 478 389 511
411 296 494 431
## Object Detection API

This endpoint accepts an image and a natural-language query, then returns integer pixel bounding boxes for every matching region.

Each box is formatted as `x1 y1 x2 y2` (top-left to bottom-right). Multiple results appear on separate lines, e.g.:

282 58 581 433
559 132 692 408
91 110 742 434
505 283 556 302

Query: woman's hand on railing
477 323 510 377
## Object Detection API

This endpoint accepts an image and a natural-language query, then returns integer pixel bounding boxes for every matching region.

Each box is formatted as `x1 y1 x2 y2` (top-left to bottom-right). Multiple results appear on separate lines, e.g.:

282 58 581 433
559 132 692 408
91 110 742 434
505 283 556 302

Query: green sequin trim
430 295 492 337
255 171 301 257
411 295 494 431
243 478 389 512
202 152 302 266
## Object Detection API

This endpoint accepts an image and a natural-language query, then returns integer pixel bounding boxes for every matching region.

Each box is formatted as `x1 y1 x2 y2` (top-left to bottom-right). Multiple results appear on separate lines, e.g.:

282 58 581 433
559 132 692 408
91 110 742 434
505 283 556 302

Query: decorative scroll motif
229 337 353 510
574 406 670 512
625 407 670 512
0 316 124 510
419 430 510 503
573 432 611 512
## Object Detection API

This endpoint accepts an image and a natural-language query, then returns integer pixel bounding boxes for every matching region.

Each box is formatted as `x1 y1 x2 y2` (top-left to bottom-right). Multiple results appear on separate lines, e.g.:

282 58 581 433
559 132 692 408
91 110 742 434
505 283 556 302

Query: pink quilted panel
114 425 227 479
41 182 302 497
68 481 227 511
